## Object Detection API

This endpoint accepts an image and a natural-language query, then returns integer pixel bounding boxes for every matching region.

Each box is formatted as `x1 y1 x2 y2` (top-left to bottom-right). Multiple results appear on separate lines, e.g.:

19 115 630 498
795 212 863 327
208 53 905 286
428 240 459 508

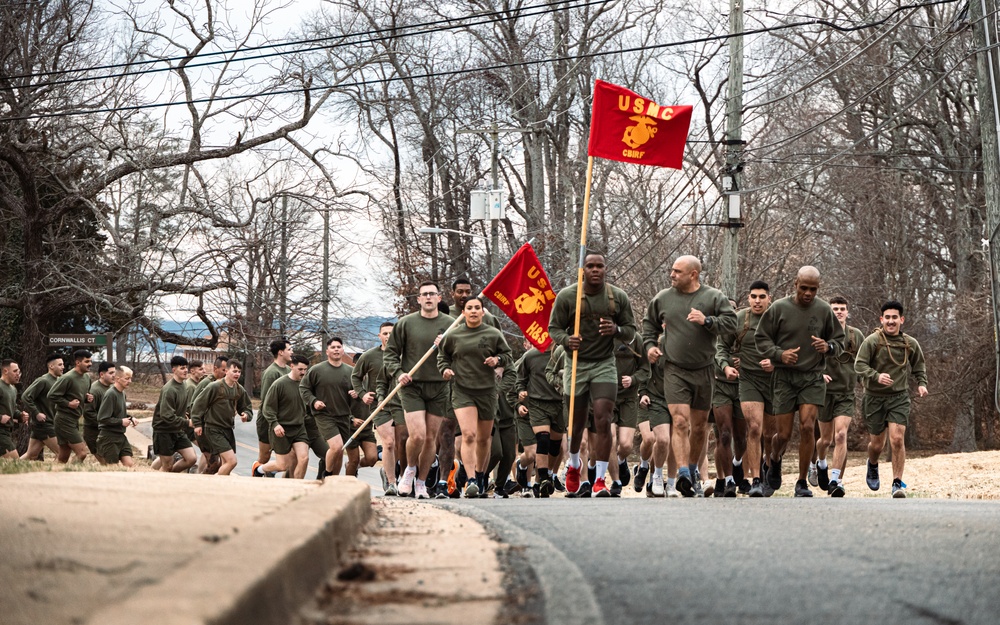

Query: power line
0 0 961 122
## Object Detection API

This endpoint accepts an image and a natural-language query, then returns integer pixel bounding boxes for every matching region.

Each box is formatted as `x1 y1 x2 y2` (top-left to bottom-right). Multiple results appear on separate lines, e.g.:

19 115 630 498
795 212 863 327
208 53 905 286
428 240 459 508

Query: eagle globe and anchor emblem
514 287 549 315
622 115 657 153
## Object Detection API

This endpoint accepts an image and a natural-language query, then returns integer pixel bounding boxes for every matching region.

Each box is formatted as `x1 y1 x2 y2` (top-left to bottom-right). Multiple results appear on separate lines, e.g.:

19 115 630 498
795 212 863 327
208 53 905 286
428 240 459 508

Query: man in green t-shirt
96 366 137 466
755 266 845 497
300 337 357 478
191 360 253 476
384 280 458 499
642 255 737 497
152 356 196 472
83 362 115 460
855 300 928 498
255 355 312 478
353 322 406 493
549 253 637 498
20 354 64 461
252 338 293 476
0 359 28 459
48 349 96 463
817 296 865 496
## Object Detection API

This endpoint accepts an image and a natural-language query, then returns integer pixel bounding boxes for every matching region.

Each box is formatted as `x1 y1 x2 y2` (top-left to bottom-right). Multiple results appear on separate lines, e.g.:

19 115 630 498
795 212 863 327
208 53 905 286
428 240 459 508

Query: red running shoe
566 465 580 494
593 477 611 497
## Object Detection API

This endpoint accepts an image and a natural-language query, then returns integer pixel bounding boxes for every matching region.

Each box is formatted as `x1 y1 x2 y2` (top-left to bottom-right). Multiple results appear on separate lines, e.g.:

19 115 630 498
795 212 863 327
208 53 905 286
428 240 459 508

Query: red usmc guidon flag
483 243 555 351
587 79 692 169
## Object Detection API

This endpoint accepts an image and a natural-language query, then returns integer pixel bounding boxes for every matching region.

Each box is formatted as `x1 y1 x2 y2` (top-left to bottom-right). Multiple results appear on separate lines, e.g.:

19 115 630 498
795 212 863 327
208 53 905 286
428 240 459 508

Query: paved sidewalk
0 471 371 625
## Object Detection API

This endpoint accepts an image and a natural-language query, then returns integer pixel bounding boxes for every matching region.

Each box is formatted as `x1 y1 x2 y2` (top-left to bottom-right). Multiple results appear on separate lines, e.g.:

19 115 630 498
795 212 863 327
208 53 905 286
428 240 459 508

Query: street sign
47 334 108 346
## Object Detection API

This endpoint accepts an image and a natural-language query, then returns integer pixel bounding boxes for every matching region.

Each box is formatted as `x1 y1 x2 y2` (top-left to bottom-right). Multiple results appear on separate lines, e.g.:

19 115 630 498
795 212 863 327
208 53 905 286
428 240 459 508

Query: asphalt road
438 497 1000 625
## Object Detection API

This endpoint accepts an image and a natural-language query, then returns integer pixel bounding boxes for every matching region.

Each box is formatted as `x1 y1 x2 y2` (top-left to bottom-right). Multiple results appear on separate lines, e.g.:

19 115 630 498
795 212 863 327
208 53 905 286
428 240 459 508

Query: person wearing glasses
384 281 457 499
817 296 865 497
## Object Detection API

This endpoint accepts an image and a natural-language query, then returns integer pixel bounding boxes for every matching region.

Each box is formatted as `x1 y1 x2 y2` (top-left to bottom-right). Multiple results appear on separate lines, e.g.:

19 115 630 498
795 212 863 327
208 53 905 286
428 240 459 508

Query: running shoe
712 478 725 498
732 461 745 485
434 482 450 500
609 481 622 498
748 478 764 497
676 473 694 497
486 479 496 497
516 462 528 488
761 471 775 497
384 484 398 497
633 465 650 492
646 481 655 498
251 461 263 477
426 457 440 486
891 478 906 498
521 487 535 498
587 464 597 485
807 462 818 487
504 479 521 496
866 460 880 491
619 459 631 487
650 472 665 497
828 480 845 497
666 483 680 498
737 478 751 494
447 460 459 494
398 466 416 497
539 479 554 498
723 480 738 498
817 464 830 491
414 481 430 500
794 479 813 497
553 475 566 492
379 467 389 491
465 480 480 498
565 465 581 493
593 478 611 498
766 457 782 491
567 481 592 498
692 479 705 498
533 483 541 498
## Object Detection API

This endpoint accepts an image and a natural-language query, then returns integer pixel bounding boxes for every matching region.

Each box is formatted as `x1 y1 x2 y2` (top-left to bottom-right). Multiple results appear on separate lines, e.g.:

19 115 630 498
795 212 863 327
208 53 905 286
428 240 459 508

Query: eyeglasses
419 292 438 297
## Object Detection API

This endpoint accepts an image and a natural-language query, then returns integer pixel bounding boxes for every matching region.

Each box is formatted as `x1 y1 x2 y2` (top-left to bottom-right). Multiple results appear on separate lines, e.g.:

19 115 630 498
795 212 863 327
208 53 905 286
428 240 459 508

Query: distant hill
147 316 394 353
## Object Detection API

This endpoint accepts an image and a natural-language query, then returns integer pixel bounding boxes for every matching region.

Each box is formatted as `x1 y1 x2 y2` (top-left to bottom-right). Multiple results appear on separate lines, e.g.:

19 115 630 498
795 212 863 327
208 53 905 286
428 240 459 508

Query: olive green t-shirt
614 336 649 395
152 378 188 432
261 362 291 404
384 311 456 382
48 369 92 423
825 325 865 394
261 374 306 428
855 330 928 396
300 361 355 418
23 373 58 421
190 380 252 429
437 322 513 390
716 308 768 374
549 283 637 362
0 379 18 432
351 347 384 397
84 380 112 428
516 347 562 403
642 284 737 370
97 386 129 434
755 296 845 373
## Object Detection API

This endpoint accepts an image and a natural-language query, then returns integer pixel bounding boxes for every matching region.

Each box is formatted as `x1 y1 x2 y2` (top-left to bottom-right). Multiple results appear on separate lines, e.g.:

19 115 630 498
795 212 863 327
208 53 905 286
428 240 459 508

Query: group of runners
0 253 928 500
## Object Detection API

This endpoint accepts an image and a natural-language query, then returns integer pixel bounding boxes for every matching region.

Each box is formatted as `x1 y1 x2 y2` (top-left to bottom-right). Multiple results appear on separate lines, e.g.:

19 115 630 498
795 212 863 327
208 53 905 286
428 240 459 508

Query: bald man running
754 266 844 497
642 255 737 497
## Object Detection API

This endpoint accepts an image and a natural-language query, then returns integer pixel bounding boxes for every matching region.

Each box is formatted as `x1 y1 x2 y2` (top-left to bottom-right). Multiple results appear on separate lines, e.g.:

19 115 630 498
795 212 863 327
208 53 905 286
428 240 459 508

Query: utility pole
321 208 330 347
279 195 288 335
971 0 1000 405
721 0 745 298
459 122 531 279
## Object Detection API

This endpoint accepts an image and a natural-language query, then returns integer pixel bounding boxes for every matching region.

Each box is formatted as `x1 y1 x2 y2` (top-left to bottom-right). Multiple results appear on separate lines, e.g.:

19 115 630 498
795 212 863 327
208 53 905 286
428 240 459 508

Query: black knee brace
535 431 551 457
549 437 561 458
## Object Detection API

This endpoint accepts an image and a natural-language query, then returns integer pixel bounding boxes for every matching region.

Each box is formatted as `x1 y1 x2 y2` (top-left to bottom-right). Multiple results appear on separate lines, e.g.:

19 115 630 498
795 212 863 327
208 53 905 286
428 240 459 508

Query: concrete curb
86 477 371 625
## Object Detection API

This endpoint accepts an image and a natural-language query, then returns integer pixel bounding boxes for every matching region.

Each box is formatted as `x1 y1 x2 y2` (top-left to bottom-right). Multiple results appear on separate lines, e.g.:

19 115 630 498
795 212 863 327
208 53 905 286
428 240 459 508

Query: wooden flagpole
566 156 595 448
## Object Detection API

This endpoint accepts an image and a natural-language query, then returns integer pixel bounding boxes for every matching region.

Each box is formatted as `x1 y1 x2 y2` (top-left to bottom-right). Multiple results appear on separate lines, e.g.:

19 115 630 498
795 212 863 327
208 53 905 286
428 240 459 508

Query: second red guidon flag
484 244 555 350
587 79 692 170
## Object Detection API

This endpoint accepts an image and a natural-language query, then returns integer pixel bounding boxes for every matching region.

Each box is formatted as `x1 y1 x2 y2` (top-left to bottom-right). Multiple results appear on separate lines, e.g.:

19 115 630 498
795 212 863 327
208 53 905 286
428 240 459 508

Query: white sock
654 467 663 479
595 461 608 480
639 458 649 469
726 475 735 484
568 452 581 468
809 461 817 470
830 469 841 482
817 459 827 470
732 457 742 467
667 477 675 488
415 478 425 487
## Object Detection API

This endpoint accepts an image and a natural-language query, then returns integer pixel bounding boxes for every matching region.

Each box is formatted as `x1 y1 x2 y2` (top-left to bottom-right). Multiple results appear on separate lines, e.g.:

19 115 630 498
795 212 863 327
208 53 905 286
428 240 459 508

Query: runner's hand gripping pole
566 156 595 446
344 311 468 447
